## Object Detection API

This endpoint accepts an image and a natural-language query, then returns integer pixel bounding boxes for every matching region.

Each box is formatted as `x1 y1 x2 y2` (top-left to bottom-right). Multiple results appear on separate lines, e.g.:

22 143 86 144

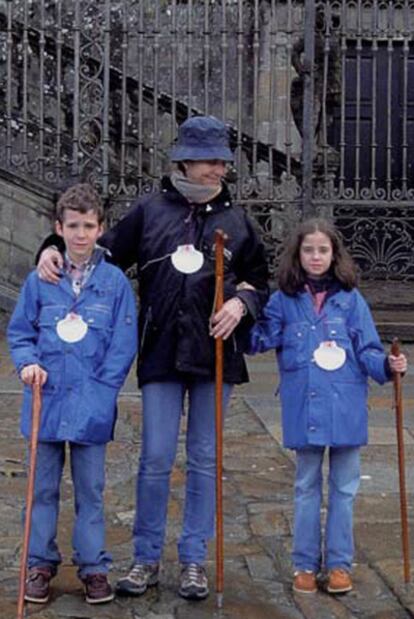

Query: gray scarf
170 171 222 204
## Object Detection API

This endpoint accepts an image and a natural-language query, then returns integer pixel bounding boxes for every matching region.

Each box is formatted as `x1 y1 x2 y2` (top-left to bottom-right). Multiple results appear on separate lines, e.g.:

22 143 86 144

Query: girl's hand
388 353 408 374
21 364 48 386
37 247 63 284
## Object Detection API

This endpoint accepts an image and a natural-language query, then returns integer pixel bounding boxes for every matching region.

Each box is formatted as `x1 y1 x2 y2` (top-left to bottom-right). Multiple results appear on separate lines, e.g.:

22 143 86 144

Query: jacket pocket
331 380 368 444
78 377 118 443
80 307 114 360
37 305 67 355
281 322 308 370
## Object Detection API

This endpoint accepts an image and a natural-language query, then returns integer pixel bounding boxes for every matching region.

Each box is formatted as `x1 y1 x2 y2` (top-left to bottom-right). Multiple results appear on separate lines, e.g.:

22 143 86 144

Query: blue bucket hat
170 115 233 162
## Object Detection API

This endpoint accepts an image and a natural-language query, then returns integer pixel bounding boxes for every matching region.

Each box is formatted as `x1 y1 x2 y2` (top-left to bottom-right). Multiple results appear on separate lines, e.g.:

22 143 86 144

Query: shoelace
86 574 106 582
183 564 205 585
27 569 50 583
130 564 151 579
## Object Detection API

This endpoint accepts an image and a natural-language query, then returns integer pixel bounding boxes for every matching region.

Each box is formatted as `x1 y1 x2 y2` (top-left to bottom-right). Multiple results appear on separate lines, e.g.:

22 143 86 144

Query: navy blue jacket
99 178 269 385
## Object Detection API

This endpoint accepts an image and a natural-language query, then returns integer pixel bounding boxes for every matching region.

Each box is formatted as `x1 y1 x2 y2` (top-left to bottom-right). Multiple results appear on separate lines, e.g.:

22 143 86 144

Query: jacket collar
58 251 107 298
297 288 352 323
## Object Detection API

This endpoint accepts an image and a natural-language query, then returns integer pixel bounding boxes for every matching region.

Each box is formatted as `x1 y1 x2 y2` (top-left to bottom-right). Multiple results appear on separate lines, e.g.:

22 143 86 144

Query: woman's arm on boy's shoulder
36 199 145 282
98 199 144 272
248 291 284 354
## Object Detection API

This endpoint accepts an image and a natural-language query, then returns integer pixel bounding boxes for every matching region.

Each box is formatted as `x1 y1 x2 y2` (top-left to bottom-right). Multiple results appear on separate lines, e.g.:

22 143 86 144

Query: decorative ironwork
0 0 414 280
334 204 414 281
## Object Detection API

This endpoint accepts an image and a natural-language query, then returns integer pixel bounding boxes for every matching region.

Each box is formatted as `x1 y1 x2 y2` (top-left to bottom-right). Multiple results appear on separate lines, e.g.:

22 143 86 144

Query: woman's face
182 159 227 185
299 230 333 278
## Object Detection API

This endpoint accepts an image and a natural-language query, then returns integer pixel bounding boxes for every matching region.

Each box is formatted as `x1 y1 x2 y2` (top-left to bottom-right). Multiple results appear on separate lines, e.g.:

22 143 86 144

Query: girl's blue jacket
7 260 138 445
249 288 390 449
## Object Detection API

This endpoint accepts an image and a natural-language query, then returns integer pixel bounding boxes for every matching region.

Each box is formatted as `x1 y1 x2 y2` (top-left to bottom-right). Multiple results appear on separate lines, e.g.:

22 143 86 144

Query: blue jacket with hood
249 287 390 449
7 256 137 445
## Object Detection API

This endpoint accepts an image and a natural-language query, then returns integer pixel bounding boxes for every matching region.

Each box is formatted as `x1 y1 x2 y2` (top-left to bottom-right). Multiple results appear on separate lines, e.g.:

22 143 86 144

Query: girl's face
299 230 333 278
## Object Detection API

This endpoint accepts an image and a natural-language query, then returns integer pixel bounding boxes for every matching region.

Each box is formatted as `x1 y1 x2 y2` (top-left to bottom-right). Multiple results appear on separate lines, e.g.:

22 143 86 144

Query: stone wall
0 169 54 331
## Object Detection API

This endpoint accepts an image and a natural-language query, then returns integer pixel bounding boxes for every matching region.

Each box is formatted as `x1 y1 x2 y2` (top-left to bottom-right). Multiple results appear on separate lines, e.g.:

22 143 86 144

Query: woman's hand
388 353 408 374
210 297 246 340
37 247 63 284
21 364 48 386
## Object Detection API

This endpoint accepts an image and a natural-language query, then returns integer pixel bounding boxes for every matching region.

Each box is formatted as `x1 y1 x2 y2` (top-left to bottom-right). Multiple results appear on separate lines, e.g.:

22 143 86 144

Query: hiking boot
293 570 317 594
82 573 114 604
24 566 53 603
178 563 209 600
327 568 353 594
115 562 159 596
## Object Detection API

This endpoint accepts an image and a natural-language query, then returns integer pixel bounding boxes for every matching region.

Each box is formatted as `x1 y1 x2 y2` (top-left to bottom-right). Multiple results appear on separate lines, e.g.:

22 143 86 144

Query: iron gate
0 0 414 280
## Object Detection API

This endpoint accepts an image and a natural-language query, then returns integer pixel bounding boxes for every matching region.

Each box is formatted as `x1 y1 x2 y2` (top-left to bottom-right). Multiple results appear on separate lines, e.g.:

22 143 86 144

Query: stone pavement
0 338 414 619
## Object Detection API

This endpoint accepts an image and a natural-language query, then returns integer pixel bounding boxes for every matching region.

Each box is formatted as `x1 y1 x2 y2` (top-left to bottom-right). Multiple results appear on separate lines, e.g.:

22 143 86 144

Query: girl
249 218 407 595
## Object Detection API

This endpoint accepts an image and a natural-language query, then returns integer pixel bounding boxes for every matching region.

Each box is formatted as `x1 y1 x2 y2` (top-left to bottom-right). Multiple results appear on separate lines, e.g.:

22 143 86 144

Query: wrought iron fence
0 0 414 280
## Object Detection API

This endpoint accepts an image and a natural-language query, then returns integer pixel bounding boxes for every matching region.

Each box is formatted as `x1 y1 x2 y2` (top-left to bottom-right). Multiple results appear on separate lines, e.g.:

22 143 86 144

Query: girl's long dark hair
278 218 358 295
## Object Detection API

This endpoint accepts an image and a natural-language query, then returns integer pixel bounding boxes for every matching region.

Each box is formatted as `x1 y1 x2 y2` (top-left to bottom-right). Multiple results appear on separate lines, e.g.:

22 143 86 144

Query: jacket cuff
235 290 259 320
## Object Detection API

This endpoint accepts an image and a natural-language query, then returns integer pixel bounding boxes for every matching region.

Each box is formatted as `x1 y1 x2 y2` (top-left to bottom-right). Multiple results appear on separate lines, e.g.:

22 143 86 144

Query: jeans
292 446 360 573
27 441 112 577
133 380 232 565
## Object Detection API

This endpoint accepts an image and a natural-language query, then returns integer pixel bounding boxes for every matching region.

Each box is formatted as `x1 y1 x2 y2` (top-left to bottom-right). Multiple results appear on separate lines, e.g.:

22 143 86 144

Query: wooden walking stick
391 338 410 584
17 382 42 619
214 229 227 609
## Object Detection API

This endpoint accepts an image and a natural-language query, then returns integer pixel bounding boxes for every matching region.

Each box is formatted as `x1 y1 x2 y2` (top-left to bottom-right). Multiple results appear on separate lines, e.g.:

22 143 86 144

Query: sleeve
35 233 65 264
93 272 138 389
232 213 270 321
98 200 144 272
348 290 389 384
248 291 284 354
7 274 41 373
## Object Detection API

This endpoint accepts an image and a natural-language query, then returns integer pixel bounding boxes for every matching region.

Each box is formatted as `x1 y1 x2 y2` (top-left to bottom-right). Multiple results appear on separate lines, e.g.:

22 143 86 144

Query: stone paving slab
0 341 414 618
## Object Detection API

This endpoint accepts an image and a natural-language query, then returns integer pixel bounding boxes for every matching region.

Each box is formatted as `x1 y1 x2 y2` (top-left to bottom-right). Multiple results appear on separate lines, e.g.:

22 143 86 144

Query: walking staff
391 338 410 584
214 229 227 608
17 383 42 619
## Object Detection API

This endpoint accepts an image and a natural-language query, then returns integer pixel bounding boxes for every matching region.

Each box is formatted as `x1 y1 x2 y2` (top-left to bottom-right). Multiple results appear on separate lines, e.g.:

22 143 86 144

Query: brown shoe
82 573 115 604
327 568 353 594
24 567 53 603
293 570 317 594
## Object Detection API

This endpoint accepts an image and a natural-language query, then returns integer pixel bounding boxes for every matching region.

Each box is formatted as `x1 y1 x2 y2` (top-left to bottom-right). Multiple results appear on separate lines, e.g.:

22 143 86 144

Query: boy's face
55 208 103 264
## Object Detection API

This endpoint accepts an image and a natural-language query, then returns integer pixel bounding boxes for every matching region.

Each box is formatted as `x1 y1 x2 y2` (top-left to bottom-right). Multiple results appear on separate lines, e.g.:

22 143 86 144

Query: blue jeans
292 446 360 573
133 380 232 565
27 441 112 577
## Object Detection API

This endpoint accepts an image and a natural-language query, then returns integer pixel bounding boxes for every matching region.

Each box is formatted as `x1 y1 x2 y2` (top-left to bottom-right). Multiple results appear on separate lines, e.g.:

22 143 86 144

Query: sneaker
82 573 114 604
327 568 353 594
293 570 317 594
178 563 209 600
115 563 159 596
24 567 53 603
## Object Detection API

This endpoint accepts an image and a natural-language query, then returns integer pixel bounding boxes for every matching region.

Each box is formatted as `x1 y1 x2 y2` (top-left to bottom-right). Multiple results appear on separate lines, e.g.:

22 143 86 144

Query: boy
7 183 137 604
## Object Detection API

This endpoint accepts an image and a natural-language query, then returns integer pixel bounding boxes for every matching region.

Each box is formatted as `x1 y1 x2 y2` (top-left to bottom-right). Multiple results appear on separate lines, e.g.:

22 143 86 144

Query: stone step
360 281 414 341
375 321 414 342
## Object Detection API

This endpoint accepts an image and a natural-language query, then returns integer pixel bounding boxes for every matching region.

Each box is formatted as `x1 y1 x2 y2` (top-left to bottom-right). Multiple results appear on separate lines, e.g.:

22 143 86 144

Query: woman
37 115 269 601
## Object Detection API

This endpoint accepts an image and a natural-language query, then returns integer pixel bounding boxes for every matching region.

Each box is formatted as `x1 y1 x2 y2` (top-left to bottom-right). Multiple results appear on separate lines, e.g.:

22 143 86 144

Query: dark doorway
329 41 414 192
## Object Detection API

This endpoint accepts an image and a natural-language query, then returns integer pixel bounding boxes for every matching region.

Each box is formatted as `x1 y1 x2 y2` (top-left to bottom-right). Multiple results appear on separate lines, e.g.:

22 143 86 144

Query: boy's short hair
56 183 104 224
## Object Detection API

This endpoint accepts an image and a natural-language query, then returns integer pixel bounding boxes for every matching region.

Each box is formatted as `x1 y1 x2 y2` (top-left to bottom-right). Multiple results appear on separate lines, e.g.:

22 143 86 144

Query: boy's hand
388 353 408 374
37 247 63 284
21 364 48 386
